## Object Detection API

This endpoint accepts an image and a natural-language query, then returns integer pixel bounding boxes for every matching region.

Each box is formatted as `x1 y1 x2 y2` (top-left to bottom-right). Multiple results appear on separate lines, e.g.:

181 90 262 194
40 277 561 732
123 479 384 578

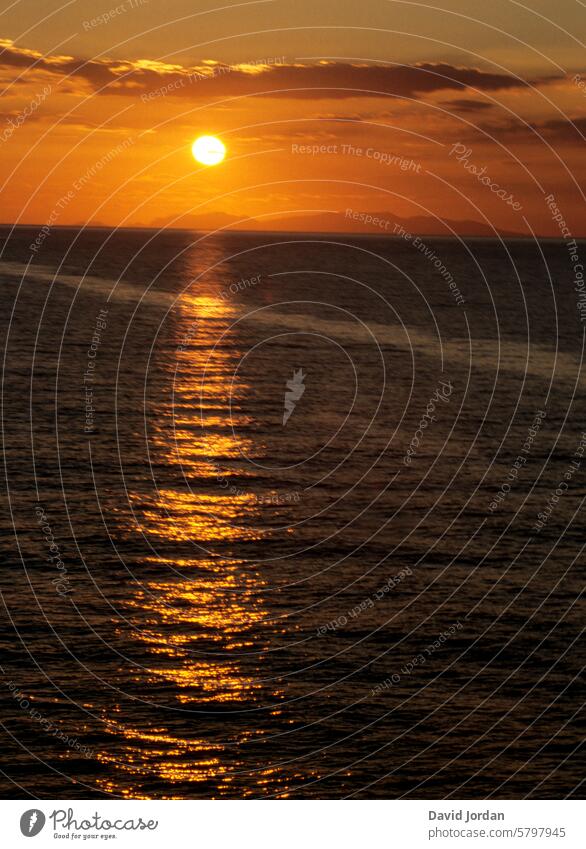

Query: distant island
148 210 528 239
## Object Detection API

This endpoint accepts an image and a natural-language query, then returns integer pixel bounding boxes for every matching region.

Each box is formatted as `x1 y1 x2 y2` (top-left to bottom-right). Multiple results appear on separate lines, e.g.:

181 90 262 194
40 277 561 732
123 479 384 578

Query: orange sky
1 1 585 237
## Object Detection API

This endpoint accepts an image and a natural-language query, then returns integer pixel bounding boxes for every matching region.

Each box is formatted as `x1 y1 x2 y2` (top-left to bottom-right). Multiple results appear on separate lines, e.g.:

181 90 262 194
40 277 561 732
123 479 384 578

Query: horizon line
2 222 582 241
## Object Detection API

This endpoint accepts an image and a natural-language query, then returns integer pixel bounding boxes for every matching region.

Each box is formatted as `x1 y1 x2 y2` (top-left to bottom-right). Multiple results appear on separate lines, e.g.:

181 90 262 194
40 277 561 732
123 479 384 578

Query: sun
191 135 226 166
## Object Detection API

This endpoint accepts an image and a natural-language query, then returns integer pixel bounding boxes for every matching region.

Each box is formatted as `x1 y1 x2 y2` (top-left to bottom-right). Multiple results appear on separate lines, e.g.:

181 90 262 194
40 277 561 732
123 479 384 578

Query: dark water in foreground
0 227 584 799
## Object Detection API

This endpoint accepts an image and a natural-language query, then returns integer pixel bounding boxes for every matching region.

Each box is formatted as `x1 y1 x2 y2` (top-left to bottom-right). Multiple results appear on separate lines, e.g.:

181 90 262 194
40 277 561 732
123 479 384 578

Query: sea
0 226 583 798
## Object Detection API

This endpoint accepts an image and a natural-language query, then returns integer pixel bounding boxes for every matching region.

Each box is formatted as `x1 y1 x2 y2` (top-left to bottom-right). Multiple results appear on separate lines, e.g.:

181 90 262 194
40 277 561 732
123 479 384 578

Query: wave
246 308 584 384
0 260 174 307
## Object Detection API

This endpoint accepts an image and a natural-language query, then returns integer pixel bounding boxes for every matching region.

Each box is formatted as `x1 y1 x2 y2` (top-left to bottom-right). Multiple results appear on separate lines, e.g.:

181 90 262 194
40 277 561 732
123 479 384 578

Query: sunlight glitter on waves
151 429 259 464
178 293 238 320
95 281 288 796
124 579 268 644
94 724 230 798
94 717 305 799
142 660 264 703
142 555 263 582
129 490 265 542
170 414 254 427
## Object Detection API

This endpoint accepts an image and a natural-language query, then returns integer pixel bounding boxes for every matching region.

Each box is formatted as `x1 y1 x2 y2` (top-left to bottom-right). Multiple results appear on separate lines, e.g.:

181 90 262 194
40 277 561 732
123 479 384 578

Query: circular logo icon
20 810 46 837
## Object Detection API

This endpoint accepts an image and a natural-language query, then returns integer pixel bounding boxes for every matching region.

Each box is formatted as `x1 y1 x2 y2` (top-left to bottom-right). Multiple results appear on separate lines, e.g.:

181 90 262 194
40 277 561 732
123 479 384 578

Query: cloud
535 116 586 142
476 115 586 143
443 99 496 113
0 40 552 101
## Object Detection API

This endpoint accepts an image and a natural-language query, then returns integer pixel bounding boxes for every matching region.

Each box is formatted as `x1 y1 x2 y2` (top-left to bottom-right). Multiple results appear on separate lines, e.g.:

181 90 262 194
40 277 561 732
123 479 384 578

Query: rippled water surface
0 227 583 798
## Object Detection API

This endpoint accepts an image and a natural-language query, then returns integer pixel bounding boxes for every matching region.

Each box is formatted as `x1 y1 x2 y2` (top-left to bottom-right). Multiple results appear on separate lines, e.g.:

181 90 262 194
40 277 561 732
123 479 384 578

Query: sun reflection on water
95 276 293 798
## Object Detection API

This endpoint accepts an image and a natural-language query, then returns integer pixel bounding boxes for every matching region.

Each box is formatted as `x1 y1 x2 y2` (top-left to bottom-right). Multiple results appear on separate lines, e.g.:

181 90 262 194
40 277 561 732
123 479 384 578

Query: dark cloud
443 99 496 113
536 116 586 142
0 40 553 101
476 116 586 143
224 62 535 99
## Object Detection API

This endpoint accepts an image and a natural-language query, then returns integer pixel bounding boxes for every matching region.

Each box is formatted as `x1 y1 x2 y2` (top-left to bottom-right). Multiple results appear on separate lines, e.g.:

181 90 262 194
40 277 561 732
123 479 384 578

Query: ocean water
0 226 583 799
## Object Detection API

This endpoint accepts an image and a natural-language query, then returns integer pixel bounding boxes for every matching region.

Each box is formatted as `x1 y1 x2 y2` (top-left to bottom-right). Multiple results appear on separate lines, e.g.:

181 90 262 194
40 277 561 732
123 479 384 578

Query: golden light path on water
92 280 304 798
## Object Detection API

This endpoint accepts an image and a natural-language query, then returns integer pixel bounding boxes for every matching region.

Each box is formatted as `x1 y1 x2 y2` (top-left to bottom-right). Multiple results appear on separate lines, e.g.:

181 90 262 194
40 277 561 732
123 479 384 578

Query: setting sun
191 135 226 166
